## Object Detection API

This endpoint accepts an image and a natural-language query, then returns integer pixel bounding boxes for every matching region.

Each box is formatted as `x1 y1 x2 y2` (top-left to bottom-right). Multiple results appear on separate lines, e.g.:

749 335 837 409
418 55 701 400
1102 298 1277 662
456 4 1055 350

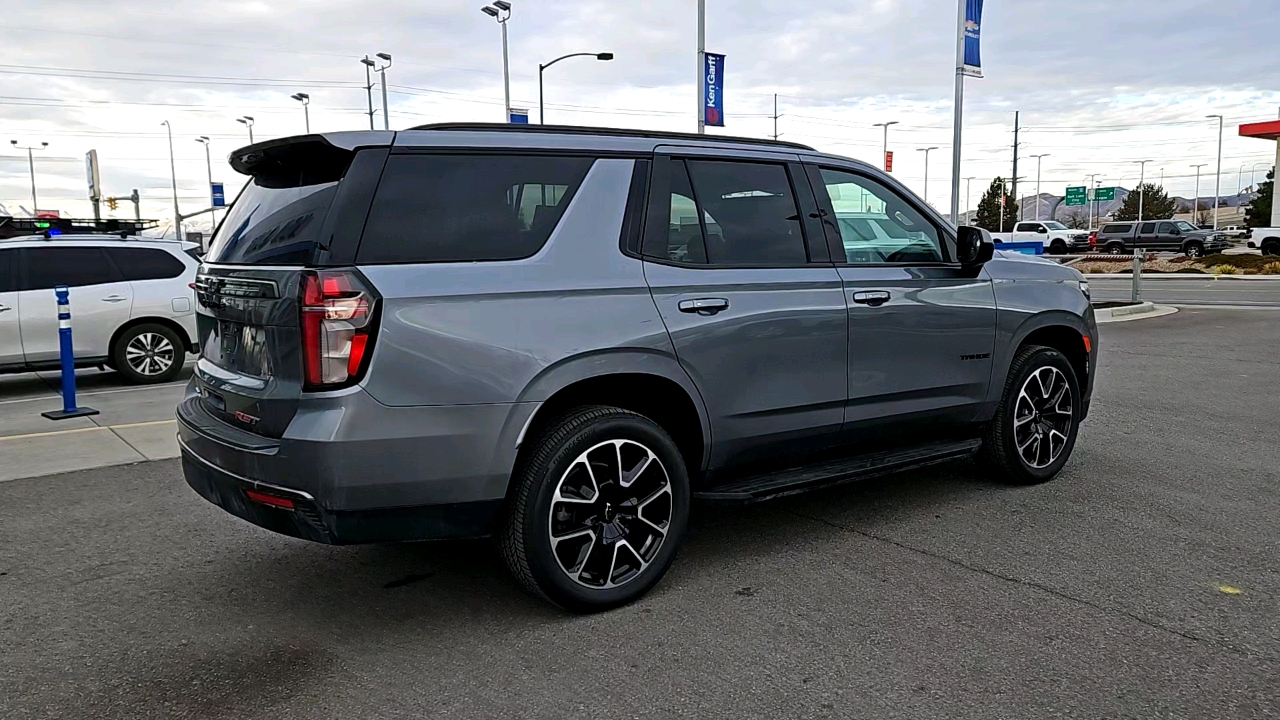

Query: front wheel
1049 240 1066 255
501 406 690 613
1183 241 1205 258
112 323 186 384
979 345 1082 485
1262 240 1280 257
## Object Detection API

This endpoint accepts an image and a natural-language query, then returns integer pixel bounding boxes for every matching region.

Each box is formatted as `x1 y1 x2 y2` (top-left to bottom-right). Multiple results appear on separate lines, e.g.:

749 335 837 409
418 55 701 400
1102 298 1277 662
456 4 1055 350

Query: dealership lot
2 308 1279 719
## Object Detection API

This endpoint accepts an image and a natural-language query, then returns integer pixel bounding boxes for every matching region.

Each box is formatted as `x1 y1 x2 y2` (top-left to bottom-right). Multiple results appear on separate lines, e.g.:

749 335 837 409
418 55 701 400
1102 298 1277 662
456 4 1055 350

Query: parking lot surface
3 308 1279 719
1089 276 1280 308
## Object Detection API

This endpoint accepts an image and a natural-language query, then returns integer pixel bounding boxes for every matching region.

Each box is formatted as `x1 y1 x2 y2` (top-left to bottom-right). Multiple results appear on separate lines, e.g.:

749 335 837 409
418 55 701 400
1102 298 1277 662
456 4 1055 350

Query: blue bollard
41 285 99 421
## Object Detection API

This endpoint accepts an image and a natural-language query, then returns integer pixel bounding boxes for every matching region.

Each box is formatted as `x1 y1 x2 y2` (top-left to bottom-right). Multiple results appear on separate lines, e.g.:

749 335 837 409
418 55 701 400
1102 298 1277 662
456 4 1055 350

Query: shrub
1173 267 1207 274
1197 254 1273 270
1211 264 1242 275
1262 262 1280 275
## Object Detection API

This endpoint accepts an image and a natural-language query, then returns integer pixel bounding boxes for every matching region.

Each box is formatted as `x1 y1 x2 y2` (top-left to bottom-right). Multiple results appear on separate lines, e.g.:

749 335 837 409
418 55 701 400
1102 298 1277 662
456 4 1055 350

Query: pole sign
884 151 894 172
961 0 984 78
1093 187 1116 201
509 108 529 124
85 149 101 201
1064 186 1087 206
211 182 225 207
702 52 725 127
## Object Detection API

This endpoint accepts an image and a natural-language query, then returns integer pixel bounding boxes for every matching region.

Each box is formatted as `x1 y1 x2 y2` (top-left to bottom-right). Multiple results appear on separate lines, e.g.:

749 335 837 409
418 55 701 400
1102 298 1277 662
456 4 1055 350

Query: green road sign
1064 186 1087 206
1092 186 1116 201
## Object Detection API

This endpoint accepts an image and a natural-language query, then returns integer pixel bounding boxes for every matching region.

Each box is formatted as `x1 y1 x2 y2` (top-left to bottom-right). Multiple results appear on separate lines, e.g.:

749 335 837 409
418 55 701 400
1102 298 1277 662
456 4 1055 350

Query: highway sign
1064 186 1087 206
1093 187 1116 201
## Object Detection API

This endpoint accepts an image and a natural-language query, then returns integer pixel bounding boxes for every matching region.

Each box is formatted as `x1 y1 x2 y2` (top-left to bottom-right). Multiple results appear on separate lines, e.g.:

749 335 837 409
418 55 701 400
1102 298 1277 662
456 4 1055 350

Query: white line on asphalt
0 381 188 406
1171 304 1280 310
0 419 176 443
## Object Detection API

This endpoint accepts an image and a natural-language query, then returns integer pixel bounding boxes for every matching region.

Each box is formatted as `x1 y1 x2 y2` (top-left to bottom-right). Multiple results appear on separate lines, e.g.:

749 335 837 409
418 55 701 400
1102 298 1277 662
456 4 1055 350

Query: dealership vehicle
1093 219 1229 256
1220 225 1250 240
991 220 1091 254
1246 228 1280 255
180 125 1097 612
0 234 199 383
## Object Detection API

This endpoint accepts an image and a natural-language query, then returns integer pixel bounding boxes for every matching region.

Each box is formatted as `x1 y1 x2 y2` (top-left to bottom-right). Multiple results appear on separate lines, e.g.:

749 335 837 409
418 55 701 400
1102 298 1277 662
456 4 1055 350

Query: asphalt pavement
1089 276 1280 307
3 308 1280 719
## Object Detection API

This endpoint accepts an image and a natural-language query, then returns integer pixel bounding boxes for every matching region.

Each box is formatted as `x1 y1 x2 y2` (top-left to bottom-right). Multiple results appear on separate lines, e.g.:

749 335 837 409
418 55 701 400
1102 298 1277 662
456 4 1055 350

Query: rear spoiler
228 132 394 181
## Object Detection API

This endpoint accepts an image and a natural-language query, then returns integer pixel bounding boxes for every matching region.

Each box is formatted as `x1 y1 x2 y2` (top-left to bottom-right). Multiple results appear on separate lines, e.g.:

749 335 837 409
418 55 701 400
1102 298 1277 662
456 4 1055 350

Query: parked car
180 126 1097 613
0 234 199 383
991 221 1091 254
1094 220 1229 257
1246 228 1280 255
1220 225 1250 239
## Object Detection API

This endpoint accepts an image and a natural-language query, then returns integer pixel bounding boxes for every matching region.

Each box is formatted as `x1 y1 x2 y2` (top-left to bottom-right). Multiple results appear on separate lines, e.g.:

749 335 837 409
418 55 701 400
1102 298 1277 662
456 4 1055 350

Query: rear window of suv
1101 224 1131 234
356 154 595 264
205 179 338 265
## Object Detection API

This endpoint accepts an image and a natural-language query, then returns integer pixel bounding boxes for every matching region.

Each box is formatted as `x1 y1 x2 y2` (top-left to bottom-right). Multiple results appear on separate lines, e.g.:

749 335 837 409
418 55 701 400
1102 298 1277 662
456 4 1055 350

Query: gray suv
1095 219 1229 257
179 125 1097 612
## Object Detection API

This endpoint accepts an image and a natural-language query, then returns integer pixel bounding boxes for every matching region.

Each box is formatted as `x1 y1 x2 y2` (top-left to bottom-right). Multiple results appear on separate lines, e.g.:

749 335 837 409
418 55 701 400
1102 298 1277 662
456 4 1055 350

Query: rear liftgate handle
852 291 891 307
678 298 730 316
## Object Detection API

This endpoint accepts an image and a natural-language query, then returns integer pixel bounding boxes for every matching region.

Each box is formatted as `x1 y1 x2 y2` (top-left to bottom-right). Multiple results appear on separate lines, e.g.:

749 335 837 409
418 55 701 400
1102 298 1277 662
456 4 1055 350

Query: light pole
196 136 215 230
873 121 898 172
1207 114 1224 229
1190 164 1207 225
1086 173 1101 231
481 2 513 122
374 53 392 130
237 116 254 144
161 121 182 241
360 57 376 129
538 52 613 124
10 140 47 214
1135 159 1151 223
964 176 975 222
917 146 938 206
291 93 311 133
1030 153 1050 221
1237 163 1245 197
696 0 705 134
1251 162 1270 192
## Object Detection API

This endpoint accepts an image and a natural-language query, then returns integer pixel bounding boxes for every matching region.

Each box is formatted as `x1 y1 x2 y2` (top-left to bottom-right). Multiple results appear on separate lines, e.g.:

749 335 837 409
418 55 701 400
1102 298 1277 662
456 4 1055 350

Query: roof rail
405 122 815 152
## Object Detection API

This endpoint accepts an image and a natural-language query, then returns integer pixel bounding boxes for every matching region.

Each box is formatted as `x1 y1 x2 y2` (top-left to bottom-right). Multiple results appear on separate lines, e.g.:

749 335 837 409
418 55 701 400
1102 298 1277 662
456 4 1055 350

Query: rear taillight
300 269 376 390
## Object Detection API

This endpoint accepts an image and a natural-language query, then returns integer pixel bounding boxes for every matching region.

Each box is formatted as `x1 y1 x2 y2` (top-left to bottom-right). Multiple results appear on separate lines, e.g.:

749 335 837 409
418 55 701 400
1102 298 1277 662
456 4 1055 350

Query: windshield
1042 221 1067 230
1176 221 1198 232
205 178 338 265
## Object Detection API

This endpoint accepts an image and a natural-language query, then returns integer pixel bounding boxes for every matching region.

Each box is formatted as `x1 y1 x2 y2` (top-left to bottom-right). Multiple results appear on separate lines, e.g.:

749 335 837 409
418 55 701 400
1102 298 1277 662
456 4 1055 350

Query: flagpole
949 0 966 226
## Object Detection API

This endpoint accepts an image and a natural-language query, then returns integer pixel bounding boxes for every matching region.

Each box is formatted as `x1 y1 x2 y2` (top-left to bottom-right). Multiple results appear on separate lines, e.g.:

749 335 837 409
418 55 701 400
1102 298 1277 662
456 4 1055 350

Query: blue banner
703 52 725 127
962 0 983 77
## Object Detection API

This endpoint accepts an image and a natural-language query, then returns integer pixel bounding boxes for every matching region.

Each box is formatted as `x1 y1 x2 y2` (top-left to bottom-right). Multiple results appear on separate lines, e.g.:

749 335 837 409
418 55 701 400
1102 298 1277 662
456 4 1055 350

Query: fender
981 307 1095 419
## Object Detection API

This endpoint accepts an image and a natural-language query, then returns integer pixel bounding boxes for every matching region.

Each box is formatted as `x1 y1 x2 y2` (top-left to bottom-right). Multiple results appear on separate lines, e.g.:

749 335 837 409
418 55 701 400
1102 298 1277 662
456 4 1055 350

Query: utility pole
696 0 705 134
1010 111 1020 212
873 121 898 172
1207 113 1224 229
10 140 47 214
161 121 182 241
1030 153 1049 221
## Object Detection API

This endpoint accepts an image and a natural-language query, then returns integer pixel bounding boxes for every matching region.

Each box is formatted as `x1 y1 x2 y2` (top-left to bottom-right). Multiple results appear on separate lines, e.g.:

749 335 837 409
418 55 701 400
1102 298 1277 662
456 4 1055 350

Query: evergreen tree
973 177 1019 231
1113 183 1177 221
1245 168 1274 228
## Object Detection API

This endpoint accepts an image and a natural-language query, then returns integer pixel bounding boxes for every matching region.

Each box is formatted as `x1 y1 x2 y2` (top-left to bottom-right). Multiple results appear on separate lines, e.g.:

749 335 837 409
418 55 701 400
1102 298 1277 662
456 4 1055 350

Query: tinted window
0 249 14 293
1157 222 1175 233
206 179 338 265
1101 224 1131 234
1139 223 1157 234
1015 223 1040 232
817 168 943 264
684 160 806 265
358 154 595 264
107 247 186 281
665 161 707 263
20 247 122 291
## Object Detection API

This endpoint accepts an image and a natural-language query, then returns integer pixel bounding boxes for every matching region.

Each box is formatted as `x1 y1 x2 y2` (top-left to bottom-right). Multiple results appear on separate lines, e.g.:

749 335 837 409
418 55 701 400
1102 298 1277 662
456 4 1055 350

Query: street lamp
1207 114 1224 229
917 146 938 206
291 93 311 133
160 121 182 241
1086 173 1101 232
1190 164 1207 225
373 53 392 130
1134 159 1152 223
195 136 215 230
10 140 47 215
1030 153 1050 221
873 121 898 172
360 57 376 129
1251 161 1270 192
236 116 255 144
538 52 613 124
481 2 513 122
1237 163 1245 197
964 176 975 222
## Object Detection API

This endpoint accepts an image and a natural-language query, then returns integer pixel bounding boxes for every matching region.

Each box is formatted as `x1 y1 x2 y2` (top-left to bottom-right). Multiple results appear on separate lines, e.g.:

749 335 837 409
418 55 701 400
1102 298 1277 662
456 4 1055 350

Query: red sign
884 151 894 172
35 210 60 218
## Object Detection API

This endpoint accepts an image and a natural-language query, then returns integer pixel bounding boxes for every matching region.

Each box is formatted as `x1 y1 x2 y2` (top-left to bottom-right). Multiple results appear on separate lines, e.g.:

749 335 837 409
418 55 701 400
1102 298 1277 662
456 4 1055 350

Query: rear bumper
177 387 535 543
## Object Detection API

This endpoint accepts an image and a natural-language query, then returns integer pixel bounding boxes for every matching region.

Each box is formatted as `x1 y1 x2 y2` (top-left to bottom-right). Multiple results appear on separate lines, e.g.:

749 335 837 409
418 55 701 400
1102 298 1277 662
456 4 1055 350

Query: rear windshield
205 178 338 265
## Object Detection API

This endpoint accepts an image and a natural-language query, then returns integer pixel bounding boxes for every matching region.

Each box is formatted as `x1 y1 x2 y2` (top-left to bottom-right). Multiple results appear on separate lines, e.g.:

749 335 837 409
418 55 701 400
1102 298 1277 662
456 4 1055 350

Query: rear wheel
501 406 690 613
1105 242 1125 255
112 323 185 384
979 345 1081 485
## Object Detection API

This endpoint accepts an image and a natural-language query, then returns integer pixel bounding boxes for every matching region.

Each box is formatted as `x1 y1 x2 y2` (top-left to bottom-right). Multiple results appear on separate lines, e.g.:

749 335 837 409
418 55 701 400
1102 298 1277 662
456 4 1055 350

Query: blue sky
2 0 1278 232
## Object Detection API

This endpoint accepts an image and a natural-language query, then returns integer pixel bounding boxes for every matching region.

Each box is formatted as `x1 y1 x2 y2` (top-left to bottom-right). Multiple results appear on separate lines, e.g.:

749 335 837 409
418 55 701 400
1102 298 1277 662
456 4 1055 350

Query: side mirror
1037 226 1047 234
1170 228 1181 235
957 226 995 266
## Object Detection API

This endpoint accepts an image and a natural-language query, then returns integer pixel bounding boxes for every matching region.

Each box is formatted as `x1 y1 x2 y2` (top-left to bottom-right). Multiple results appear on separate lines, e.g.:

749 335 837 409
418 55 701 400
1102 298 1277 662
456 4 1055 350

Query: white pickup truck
1246 228 1280 256
991 221 1091 255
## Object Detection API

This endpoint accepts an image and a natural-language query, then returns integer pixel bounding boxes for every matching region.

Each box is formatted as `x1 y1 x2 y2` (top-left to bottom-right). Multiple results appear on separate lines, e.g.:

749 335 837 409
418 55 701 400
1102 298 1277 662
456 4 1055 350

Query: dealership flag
961 0 984 78
702 53 725 127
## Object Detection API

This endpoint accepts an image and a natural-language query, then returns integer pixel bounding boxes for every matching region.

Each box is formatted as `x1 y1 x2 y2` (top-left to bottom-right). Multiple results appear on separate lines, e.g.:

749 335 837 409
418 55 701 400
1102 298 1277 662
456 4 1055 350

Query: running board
693 439 982 503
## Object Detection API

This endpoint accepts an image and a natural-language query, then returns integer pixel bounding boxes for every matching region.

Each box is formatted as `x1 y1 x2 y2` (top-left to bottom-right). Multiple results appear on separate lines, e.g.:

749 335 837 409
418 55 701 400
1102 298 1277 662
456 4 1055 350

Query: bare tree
1060 208 1089 229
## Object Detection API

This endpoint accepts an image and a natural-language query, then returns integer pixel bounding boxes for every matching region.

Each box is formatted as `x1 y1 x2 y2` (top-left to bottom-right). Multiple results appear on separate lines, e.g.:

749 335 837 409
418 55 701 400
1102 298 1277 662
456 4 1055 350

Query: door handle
102 295 128 303
678 298 730 315
852 291 891 307
0 304 11 313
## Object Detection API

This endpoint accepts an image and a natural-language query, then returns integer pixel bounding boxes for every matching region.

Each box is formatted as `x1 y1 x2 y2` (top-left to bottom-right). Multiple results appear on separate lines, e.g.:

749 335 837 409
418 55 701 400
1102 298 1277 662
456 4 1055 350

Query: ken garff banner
961 0 984 77
703 52 725 127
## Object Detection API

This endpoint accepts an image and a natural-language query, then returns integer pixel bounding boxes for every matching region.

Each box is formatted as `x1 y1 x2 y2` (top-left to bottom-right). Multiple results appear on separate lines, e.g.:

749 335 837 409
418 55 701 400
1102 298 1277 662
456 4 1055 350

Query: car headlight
1078 279 1090 298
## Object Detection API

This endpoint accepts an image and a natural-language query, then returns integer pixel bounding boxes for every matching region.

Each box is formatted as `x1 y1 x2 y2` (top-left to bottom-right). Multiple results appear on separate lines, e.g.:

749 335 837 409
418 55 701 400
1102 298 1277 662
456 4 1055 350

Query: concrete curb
1084 273 1280 280
1094 302 1179 323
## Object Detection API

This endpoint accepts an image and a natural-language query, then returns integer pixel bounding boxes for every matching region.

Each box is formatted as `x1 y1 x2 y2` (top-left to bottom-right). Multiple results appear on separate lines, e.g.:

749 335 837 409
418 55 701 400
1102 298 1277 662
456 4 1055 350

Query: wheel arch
107 316 194 366
1259 235 1280 255
988 310 1093 419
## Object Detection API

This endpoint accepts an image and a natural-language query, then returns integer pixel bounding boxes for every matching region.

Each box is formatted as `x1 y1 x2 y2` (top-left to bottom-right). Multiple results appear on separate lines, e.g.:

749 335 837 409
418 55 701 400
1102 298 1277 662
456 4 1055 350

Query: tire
500 406 691 613
1183 241 1204 258
112 323 185 384
1262 239 1280 257
978 345 1082 486
1105 242 1125 255
1049 240 1066 255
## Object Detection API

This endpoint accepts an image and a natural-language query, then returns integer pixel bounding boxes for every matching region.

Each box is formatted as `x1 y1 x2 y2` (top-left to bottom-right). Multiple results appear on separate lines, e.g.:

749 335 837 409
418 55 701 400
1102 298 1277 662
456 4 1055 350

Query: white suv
0 234 199 384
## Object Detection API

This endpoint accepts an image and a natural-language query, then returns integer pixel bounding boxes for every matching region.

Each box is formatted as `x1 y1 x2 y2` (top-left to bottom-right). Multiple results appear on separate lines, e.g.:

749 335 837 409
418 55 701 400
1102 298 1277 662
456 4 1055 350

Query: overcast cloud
2 0 1278 232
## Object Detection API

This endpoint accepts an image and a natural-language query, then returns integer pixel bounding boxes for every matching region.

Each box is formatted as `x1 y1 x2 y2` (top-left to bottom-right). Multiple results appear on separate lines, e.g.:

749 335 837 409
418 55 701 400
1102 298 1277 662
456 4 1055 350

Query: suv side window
1101 223 1131 234
107 247 186 281
679 159 808 266
664 160 708 264
357 154 596 264
19 247 123 291
1139 222 1157 234
1157 222 1175 234
815 168 943 264
1015 222 1039 232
